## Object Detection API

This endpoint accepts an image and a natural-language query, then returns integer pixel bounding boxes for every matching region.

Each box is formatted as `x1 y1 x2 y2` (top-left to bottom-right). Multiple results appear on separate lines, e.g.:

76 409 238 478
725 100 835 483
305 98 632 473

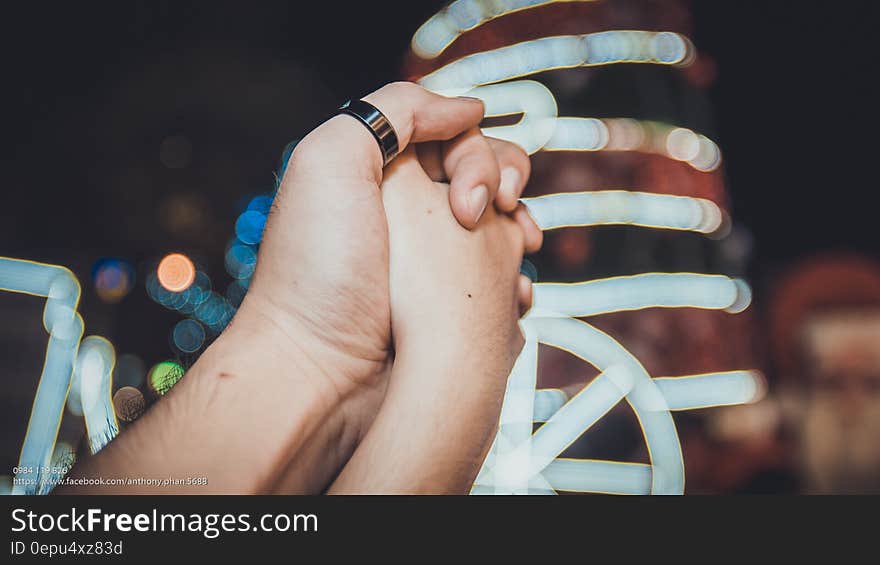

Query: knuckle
493 138 531 172
383 80 420 96
518 147 532 175
288 137 316 166
288 135 324 171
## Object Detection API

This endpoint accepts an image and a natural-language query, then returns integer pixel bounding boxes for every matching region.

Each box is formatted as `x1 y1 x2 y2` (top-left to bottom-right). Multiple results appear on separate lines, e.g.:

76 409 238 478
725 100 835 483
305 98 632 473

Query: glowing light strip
473 472 558 495
530 273 752 318
543 117 609 151
522 191 723 233
459 80 558 155
38 441 77 495
527 316 684 494
417 4 744 496
535 370 762 424
419 31 711 162
533 388 567 422
412 0 599 59
542 459 652 494
0 258 83 494
654 371 763 411
493 320 539 493
471 472 558 495
481 316 686 494
420 31 693 91
520 364 634 477
543 118 723 172
77 337 119 453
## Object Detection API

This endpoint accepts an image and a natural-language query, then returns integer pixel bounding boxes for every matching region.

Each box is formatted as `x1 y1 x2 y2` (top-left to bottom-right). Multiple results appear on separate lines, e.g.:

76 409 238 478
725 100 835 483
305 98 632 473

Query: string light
0 258 84 494
76 337 118 454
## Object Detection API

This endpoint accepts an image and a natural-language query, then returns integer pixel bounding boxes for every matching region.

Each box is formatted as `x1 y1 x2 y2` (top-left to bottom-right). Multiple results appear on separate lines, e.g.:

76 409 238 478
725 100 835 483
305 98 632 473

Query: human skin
330 148 527 493
58 82 541 494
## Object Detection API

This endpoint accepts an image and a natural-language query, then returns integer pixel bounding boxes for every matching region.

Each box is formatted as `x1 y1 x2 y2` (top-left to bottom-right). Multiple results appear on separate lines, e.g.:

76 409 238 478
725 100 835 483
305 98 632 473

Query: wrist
63 297 363 494
233 287 385 401
223 290 390 490
330 348 503 494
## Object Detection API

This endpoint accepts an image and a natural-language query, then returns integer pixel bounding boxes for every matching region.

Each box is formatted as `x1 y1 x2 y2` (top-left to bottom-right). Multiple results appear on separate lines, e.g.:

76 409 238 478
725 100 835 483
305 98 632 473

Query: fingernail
468 185 489 224
457 96 483 103
499 167 522 198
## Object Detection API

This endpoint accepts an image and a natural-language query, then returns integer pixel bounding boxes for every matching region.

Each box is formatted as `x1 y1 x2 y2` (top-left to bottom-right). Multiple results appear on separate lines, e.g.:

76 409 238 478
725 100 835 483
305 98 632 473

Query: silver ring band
339 99 400 166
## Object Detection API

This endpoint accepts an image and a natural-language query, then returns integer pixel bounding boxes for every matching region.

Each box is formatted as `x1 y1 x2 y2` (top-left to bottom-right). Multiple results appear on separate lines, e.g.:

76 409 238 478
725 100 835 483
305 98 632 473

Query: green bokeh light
148 361 185 396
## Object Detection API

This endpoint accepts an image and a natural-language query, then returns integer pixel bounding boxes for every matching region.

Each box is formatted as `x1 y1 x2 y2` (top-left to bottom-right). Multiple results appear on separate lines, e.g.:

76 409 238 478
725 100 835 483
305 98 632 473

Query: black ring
339 99 400 166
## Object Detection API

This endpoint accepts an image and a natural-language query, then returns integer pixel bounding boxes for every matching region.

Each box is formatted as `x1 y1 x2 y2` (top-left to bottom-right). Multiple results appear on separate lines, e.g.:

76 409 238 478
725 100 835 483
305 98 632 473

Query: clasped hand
61 82 543 494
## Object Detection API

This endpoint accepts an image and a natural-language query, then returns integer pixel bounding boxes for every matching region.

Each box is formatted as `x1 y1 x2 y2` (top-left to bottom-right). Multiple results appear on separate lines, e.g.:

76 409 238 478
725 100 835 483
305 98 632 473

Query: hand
330 145 532 493
242 82 539 488
248 82 538 389
60 82 540 494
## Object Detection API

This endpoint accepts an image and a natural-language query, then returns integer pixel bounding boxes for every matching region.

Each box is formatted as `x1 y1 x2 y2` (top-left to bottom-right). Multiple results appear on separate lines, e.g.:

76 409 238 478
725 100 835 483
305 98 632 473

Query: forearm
57 303 352 494
328 339 510 494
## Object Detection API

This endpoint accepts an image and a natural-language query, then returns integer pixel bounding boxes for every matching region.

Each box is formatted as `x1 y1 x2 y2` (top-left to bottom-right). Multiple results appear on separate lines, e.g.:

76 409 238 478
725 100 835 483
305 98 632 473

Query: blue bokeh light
235 210 267 245
277 139 300 186
92 258 135 303
172 319 206 353
246 195 273 215
224 241 257 280
520 258 538 283
226 280 248 308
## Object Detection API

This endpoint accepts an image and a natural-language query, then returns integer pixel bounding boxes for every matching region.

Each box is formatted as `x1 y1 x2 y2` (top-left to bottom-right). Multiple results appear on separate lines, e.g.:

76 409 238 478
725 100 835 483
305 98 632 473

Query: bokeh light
277 139 300 184
172 318 206 353
157 253 196 292
113 386 146 422
235 210 267 245
520 258 538 282
92 258 135 304
146 257 236 339
224 240 257 280
148 360 185 396
113 353 145 389
158 193 207 237
194 292 235 333
226 279 248 308
246 195 273 215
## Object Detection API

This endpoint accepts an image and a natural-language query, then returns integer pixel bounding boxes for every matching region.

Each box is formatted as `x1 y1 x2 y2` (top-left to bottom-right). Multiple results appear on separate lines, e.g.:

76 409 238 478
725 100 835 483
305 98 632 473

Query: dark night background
1 1 877 488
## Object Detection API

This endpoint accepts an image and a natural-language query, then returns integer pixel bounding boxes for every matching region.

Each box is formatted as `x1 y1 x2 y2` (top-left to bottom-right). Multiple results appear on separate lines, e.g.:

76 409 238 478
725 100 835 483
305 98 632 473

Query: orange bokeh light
157 253 196 292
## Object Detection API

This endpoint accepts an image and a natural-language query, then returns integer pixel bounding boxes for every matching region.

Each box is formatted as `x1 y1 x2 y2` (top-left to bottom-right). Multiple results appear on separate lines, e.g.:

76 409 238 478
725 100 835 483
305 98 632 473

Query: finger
365 82 485 146
422 137 529 193
362 82 485 180
443 128 501 228
415 141 444 181
291 82 485 185
381 146 434 204
423 137 531 221
513 204 544 254
486 137 531 213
